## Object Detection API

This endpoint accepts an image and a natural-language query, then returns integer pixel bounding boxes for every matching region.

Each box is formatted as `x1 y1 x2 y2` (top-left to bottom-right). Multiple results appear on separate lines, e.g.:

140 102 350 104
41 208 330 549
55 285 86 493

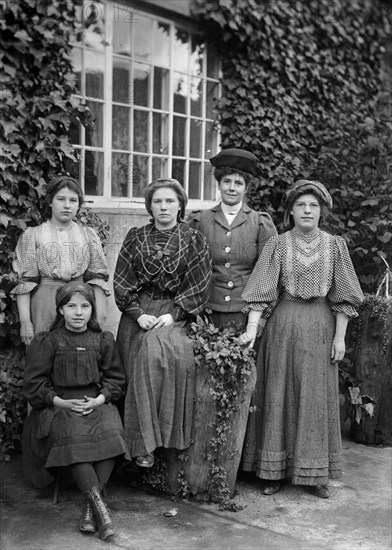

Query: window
69 1 220 203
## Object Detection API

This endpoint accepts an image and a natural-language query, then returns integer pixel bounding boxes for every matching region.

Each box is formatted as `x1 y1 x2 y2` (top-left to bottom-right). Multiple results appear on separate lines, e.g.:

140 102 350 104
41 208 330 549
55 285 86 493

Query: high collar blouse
242 229 364 318
11 221 110 295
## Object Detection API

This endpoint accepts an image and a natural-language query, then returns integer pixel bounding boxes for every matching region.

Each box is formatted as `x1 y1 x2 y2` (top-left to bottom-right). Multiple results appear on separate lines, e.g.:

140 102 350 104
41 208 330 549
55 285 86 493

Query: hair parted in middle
144 178 188 221
42 175 84 220
50 281 101 332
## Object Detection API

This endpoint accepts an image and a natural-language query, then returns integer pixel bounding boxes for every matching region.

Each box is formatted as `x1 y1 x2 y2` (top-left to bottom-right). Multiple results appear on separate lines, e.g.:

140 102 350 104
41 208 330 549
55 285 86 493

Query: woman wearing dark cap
114 178 212 468
240 180 364 498
188 148 277 332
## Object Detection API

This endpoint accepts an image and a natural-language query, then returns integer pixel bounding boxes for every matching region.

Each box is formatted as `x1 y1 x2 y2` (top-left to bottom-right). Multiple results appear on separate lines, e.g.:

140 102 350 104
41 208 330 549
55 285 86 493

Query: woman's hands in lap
137 313 174 330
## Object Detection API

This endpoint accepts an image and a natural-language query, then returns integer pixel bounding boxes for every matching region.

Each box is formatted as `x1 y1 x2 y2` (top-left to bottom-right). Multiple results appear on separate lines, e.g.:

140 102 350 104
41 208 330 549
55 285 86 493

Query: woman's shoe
135 453 154 468
314 484 330 498
79 498 97 533
263 481 281 495
86 485 115 540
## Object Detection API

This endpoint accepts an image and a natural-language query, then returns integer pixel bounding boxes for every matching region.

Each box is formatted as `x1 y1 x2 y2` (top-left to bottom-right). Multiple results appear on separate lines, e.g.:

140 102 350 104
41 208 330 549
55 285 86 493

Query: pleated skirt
117 293 195 458
241 297 342 486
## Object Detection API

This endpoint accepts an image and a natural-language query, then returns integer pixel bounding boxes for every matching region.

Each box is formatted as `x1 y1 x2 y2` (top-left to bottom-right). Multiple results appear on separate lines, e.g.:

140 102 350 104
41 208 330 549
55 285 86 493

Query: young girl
23 282 129 540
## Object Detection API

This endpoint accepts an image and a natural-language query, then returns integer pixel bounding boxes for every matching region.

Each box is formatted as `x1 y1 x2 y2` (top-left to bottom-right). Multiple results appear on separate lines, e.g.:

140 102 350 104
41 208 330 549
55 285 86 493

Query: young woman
11 176 109 345
240 180 364 498
188 148 276 332
23 282 129 540
114 178 212 468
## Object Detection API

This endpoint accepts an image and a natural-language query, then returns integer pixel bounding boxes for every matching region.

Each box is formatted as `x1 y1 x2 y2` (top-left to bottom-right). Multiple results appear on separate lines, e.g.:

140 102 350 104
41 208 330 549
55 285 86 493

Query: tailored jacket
188 203 277 313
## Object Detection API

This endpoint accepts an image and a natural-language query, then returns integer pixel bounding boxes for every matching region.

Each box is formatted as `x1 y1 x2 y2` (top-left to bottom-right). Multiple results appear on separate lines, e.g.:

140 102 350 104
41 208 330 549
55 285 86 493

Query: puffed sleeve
98 332 126 402
241 235 282 318
186 209 202 230
82 226 110 296
328 236 364 317
23 333 57 409
114 227 142 319
172 228 212 320
257 212 278 256
11 227 40 295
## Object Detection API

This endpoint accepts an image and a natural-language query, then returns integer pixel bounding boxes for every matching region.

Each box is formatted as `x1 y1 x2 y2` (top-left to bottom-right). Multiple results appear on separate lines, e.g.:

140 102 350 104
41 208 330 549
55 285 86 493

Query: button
225 262 230 268
228 281 234 288
224 296 231 301
227 231 231 236
225 246 231 253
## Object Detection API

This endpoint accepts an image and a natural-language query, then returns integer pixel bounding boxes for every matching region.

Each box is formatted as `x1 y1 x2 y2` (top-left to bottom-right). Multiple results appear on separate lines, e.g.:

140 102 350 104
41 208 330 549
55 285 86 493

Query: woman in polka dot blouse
240 179 364 499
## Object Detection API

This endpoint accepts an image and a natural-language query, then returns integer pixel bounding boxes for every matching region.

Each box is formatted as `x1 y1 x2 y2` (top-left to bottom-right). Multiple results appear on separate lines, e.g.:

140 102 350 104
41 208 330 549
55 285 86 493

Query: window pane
111 6 131 55
134 110 148 152
152 157 168 181
205 121 218 158
72 47 82 94
65 154 81 182
86 101 103 147
190 119 202 158
204 161 216 200
172 159 185 186
113 57 132 103
190 77 202 117
85 51 104 99
134 63 150 107
190 37 204 76
153 113 168 154
153 67 169 110
173 116 186 156
207 43 219 78
154 21 170 67
206 80 219 119
112 105 130 150
134 15 152 61
173 72 188 114
69 107 81 146
111 152 130 197
85 150 104 196
133 155 148 197
173 28 189 72
83 2 105 52
189 162 201 199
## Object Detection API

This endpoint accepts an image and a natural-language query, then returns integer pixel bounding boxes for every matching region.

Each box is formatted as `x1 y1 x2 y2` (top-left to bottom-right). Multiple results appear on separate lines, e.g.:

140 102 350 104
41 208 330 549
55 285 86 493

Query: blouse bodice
11 221 110 295
242 229 364 318
114 222 212 321
23 327 125 409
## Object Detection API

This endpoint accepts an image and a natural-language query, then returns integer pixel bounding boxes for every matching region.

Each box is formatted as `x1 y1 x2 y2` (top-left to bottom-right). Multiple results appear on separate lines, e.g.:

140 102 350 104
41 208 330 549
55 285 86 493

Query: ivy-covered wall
194 0 392 293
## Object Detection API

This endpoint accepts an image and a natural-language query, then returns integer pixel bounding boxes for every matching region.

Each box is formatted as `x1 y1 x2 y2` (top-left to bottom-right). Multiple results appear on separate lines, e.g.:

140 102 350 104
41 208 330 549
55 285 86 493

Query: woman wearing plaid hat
240 180 363 498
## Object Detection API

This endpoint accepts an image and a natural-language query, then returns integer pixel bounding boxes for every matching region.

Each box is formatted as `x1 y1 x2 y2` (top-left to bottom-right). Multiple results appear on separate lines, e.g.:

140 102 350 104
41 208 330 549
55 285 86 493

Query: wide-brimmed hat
283 179 333 209
209 148 262 177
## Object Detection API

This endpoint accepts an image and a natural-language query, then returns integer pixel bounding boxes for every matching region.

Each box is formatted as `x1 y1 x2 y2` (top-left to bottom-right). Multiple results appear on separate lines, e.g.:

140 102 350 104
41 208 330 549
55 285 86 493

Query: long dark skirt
117 294 195 458
241 297 342 486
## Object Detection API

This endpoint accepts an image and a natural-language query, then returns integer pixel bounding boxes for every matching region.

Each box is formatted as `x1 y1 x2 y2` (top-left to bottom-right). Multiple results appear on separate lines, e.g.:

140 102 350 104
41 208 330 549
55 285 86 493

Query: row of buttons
225 233 232 301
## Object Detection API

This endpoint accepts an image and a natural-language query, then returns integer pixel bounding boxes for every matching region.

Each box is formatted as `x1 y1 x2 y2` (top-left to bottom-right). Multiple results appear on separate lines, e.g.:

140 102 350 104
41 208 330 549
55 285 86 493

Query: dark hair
214 167 251 186
50 288 101 332
42 176 84 220
144 178 188 221
283 189 331 230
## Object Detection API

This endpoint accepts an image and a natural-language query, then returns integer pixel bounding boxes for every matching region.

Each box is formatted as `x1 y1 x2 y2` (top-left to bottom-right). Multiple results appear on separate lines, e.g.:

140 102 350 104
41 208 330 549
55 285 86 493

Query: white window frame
70 0 221 210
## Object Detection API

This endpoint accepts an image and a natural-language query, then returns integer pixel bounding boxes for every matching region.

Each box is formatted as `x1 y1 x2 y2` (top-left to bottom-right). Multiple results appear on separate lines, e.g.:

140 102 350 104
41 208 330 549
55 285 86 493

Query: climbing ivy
194 0 392 292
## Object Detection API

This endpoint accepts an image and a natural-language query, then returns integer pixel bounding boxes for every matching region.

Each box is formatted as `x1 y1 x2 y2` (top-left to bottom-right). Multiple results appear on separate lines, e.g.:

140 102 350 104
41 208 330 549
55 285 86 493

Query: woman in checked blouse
11 176 110 344
114 178 212 468
240 180 364 498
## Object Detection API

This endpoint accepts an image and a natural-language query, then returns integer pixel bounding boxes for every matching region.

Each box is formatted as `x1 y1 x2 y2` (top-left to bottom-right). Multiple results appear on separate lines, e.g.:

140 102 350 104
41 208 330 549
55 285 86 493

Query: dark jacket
188 203 277 313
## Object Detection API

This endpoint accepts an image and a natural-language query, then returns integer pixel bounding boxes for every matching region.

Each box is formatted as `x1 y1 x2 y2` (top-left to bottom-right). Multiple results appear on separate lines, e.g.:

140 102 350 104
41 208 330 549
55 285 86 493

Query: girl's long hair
50 289 102 332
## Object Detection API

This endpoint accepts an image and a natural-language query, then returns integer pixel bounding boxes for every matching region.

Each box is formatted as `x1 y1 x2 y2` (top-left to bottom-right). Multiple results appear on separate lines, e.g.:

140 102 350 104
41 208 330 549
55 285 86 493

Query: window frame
70 0 221 210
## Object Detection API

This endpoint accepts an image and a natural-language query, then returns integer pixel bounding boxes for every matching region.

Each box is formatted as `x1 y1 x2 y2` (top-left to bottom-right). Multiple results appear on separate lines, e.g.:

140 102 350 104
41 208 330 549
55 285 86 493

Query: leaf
363 403 375 418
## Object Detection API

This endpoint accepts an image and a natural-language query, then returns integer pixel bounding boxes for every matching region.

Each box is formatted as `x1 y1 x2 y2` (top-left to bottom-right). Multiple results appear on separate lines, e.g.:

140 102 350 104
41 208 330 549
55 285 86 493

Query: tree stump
163 361 256 501
351 296 392 445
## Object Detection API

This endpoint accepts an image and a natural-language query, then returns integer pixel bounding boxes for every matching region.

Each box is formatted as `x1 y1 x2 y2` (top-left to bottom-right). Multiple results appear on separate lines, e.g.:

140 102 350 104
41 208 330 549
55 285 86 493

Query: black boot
86 485 115 540
79 497 97 533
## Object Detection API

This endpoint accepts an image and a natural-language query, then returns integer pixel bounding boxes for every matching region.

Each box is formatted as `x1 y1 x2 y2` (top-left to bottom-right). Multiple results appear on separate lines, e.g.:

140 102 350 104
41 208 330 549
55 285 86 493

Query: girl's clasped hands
53 394 105 415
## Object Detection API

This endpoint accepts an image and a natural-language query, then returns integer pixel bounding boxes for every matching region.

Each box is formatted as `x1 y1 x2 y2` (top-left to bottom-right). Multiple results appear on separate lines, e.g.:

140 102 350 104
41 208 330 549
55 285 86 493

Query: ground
0 437 391 550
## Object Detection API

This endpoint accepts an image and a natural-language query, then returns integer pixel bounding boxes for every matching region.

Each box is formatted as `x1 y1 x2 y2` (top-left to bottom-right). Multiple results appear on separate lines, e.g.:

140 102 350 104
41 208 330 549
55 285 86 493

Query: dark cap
55 281 95 307
209 148 261 177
